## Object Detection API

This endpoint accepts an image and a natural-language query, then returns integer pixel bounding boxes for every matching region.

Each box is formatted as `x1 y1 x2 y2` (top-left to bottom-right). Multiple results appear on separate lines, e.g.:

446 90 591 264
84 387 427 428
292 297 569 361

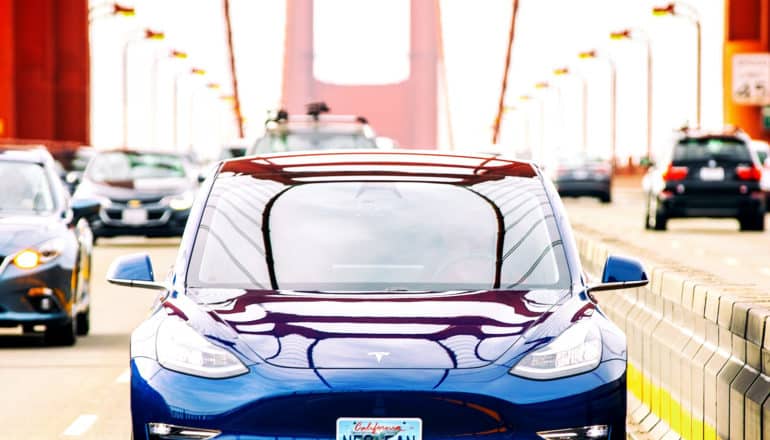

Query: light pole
553 67 588 153
534 82 551 162
578 50 618 168
504 105 531 156
188 82 221 153
151 49 188 146
173 68 207 150
123 29 165 147
653 2 702 127
610 29 653 161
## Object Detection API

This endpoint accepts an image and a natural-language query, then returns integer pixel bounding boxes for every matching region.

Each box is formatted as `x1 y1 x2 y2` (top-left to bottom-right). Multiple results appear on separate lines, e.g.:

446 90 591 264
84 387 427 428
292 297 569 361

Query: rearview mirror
587 255 649 293
107 253 168 291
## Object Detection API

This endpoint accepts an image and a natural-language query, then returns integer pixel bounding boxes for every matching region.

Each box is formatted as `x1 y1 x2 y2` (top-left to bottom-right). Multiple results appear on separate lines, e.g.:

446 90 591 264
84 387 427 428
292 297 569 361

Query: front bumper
131 358 627 440
91 205 189 238
0 263 74 327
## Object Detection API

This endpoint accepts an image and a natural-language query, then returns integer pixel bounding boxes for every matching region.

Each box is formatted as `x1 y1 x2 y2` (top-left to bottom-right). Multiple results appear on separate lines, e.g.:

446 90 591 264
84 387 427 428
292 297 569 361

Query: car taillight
662 164 688 181
592 164 611 175
736 165 762 181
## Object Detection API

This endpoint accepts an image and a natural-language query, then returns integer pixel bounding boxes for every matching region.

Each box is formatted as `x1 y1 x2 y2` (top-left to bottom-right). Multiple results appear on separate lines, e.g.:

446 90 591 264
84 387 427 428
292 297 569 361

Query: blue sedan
108 151 647 440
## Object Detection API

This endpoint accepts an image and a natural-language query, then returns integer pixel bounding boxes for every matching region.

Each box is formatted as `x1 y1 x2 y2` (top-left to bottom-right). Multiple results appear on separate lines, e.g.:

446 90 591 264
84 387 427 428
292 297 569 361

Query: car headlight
12 238 66 269
510 320 602 380
156 317 247 379
164 192 194 211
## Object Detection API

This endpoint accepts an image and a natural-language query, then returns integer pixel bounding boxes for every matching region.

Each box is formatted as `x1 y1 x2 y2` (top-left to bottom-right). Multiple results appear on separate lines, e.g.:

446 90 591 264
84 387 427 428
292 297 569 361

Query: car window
255 132 377 153
0 162 55 214
189 174 570 292
87 152 187 182
673 138 752 162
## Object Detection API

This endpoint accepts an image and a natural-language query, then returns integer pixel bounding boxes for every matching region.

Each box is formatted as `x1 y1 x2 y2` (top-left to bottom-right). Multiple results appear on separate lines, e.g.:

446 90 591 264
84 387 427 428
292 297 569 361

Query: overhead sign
732 53 770 105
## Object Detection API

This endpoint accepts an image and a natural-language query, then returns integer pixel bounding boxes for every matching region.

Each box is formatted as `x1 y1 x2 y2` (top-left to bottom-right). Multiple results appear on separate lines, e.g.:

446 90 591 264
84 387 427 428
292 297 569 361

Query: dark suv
643 129 765 231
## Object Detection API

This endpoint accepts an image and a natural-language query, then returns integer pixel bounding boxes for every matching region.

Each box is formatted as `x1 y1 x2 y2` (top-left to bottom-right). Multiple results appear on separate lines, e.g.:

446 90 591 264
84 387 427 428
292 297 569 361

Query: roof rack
265 102 369 126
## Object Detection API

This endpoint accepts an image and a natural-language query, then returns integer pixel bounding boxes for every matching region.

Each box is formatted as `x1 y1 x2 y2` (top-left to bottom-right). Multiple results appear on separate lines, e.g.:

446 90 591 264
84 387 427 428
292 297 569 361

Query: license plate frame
336 418 422 440
122 208 148 225
699 167 724 181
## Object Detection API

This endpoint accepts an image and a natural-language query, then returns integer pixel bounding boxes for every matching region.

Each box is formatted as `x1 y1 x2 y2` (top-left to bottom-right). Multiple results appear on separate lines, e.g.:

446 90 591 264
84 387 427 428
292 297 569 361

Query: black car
72 150 197 239
550 153 612 203
0 148 99 345
643 129 765 231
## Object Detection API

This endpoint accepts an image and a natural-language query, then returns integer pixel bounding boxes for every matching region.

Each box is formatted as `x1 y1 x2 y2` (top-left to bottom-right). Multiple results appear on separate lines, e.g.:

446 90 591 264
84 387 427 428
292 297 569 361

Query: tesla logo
368 352 390 363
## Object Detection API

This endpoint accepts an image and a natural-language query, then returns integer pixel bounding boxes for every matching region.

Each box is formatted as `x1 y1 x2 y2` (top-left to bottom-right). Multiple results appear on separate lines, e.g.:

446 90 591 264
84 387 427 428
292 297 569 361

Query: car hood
78 177 193 199
182 288 571 369
0 215 65 254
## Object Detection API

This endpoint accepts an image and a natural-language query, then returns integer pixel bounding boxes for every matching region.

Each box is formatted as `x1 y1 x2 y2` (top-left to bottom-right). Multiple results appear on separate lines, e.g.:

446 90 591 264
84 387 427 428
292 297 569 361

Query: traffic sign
732 53 770 105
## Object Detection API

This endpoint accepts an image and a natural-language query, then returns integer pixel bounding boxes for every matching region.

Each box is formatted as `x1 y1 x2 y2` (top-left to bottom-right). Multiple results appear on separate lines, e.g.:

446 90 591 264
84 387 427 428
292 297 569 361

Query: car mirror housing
107 253 168 291
587 255 649 293
71 199 101 222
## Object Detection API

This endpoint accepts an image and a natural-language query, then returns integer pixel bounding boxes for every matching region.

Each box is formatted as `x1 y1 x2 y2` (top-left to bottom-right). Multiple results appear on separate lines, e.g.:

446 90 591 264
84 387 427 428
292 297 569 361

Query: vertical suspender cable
223 0 245 139
491 0 519 145
435 0 455 150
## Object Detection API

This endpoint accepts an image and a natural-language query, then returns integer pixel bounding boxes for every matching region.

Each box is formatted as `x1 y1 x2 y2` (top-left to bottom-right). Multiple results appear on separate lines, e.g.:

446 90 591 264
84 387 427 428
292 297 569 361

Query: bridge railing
577 229 770 440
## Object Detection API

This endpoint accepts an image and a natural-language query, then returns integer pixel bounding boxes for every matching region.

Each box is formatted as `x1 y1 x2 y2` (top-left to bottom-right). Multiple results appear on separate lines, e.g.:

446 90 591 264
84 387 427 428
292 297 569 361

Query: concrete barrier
576 230 770 440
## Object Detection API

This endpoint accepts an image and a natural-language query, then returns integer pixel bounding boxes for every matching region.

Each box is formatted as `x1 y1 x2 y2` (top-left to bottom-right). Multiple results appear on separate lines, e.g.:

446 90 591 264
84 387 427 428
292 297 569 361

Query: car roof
0 145 54 164
219 150 539 186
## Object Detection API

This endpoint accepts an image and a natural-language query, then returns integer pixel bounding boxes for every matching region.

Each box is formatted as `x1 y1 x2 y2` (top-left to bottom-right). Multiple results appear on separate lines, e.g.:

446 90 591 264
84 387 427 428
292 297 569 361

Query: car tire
76 308 90 336
45 319 77 346
645 195 667 230
739 213 765 232
599 192 612 204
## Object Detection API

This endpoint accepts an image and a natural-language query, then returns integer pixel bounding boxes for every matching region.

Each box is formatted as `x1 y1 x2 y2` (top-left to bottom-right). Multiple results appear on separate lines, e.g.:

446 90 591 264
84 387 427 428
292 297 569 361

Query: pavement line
63 414 98 436
116 368 130 383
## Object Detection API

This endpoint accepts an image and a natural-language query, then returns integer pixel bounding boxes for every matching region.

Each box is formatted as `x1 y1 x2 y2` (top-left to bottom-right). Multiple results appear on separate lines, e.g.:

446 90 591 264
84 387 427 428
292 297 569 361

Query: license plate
122 208 148 225
337 418 422 440
699 167 724 181
572 170 589 180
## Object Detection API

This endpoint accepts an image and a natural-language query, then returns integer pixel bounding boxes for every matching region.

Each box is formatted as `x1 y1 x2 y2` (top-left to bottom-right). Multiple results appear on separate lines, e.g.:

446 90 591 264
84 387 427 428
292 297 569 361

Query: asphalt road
0 237 177 440
562 184 770 290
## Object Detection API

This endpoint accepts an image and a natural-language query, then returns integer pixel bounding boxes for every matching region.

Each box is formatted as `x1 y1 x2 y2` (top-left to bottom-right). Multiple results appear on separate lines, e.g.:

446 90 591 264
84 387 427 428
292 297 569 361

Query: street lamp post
578 50 618 168
151 49 188 146
123 29 165 147
653 3 702 127
534 82 551 162
188 82 221 153
553 67 588 154
610 29 653 160
173 68 207 150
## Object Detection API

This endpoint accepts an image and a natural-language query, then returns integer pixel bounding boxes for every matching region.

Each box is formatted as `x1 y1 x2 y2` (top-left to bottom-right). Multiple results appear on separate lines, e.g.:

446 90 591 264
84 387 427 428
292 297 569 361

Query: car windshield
673 138 752 162
87 152 187 182
189 175 570 292
255 131 377 153
0 162 55 213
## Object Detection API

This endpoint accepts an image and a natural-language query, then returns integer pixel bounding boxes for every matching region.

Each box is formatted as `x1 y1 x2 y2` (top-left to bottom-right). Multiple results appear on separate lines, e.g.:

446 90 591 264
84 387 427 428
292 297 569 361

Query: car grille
109 196 164 205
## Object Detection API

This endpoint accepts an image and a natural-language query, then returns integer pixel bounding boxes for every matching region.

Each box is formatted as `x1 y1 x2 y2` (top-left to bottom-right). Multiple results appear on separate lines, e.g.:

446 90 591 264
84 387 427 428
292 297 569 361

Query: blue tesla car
108 151 647 440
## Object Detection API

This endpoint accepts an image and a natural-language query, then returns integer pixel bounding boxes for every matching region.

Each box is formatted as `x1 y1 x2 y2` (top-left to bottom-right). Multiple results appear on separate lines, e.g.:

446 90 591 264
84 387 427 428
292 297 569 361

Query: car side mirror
71 199 101 222
587 255 649 293
107 253 168 291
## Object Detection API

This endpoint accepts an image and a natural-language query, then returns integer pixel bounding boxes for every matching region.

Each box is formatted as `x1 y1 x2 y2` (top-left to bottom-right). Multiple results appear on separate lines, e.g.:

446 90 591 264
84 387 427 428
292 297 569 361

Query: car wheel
653 209 668 231
644 195 653 230
45 319 77 346
599 192 612 204
739 213 765 232
76 308 90 336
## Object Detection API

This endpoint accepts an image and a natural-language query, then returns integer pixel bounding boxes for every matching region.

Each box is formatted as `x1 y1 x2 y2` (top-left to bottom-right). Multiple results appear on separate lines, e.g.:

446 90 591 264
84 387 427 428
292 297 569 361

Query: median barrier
576 230 770 440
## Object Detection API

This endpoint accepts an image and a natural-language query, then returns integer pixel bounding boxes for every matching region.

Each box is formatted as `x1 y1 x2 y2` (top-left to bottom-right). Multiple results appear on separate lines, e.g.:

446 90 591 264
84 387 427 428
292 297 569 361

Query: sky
89 0 724 162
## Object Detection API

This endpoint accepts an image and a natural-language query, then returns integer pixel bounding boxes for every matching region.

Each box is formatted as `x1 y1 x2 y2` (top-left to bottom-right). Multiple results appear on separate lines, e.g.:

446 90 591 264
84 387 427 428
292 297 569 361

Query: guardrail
576 230 770 440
